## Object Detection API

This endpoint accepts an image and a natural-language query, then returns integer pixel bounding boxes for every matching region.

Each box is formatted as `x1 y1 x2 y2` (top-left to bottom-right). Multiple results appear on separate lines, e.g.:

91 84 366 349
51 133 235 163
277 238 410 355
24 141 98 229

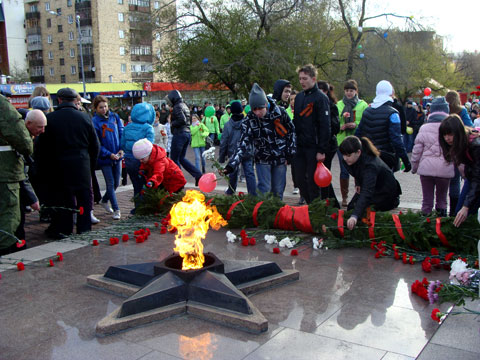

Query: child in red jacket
132 138 186 193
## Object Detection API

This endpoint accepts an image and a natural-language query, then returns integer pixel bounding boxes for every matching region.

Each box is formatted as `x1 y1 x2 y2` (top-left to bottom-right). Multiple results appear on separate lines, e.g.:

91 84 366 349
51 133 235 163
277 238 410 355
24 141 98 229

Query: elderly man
0 94 33 256
36 88 99 239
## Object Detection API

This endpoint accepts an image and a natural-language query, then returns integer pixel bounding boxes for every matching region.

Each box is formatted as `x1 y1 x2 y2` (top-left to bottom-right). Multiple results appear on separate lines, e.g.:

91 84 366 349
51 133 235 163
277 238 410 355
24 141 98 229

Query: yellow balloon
406 126 413 135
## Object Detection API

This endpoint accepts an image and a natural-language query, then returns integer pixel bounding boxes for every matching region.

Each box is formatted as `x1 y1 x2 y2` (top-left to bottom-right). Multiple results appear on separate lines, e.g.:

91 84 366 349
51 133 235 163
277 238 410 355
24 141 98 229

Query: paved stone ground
2 147 478 360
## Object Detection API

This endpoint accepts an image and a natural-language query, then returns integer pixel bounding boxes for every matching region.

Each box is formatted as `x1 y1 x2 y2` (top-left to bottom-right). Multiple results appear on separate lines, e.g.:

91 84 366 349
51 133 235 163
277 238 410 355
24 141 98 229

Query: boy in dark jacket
219 101 256 196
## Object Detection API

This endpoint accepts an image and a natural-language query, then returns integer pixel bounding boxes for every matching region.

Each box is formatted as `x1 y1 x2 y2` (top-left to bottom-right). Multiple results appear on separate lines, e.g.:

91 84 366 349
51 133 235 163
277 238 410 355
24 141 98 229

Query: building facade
24 0 174 84
1 0 28 77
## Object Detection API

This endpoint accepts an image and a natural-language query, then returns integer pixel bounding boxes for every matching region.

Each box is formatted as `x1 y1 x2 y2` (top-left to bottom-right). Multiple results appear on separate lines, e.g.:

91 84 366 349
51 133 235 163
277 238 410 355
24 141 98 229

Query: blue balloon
359 53 365 59
202 58 209 64
383 32 388 39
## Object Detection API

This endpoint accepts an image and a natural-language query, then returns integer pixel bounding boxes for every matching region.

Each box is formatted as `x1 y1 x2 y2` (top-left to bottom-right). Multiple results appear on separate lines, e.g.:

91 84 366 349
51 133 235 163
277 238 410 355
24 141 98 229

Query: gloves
403 159 412 173
222 165 234 176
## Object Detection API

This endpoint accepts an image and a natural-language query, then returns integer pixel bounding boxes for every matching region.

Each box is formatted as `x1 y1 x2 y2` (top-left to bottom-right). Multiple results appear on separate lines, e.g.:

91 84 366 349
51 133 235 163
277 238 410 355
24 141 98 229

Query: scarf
342 95 359 123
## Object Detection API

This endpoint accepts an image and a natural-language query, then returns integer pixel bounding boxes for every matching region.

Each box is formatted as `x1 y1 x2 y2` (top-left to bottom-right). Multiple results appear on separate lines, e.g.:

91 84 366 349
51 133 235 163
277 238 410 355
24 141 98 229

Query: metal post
76 15 86 97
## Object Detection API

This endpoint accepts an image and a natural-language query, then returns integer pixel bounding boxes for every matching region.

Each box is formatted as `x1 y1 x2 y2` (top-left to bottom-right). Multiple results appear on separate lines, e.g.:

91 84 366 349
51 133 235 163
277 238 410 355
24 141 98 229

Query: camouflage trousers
0 182 20 250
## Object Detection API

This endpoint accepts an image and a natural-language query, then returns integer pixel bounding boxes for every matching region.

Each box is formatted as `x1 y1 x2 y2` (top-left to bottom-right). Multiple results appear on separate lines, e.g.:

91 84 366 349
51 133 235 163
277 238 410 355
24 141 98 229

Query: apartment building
24 0 174 84
1 0 28 77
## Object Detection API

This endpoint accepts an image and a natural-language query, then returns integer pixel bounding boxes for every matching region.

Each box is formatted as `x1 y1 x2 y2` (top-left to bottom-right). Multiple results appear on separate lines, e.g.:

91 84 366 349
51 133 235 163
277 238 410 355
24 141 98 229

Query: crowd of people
1 63 480 256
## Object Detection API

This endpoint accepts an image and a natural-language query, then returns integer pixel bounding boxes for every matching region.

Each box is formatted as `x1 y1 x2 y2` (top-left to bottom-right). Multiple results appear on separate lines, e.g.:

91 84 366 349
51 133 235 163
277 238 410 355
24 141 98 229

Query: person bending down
339 136 402 230
132 139 186 193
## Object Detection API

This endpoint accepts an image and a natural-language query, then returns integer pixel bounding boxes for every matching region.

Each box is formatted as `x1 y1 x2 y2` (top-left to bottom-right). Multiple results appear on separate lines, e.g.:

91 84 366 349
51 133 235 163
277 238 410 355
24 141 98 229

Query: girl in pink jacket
411 97 454 216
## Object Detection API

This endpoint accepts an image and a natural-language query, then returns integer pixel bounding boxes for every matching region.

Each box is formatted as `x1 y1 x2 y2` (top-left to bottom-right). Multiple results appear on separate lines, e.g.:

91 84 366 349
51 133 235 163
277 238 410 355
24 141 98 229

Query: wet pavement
1 148 479 359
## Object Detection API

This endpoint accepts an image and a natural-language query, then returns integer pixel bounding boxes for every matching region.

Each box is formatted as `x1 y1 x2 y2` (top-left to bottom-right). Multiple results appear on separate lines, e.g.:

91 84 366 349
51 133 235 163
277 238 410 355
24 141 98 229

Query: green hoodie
202 116 220 135
336 99 369 144
190 122 210 148
220 113 230 131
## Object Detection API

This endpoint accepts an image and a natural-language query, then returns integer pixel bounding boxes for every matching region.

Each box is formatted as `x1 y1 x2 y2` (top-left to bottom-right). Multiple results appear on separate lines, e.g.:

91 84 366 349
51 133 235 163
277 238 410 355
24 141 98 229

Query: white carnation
264 235 278 244
279 237 294 248
226 231 236 243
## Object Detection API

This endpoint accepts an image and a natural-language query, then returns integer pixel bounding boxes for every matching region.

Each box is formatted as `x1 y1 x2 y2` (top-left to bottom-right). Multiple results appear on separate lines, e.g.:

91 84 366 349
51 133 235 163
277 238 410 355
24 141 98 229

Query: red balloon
314 162 332 188
424 87 432 96
198 173 217 193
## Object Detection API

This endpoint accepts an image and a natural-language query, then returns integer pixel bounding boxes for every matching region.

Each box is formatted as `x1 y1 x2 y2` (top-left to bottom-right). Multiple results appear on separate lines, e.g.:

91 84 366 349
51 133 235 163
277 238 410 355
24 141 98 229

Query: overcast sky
366 0 476 54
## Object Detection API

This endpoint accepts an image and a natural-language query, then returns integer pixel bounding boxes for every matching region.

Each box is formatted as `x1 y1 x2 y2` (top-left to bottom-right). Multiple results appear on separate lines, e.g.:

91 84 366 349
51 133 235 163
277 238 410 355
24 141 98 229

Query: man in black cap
35 87 99 239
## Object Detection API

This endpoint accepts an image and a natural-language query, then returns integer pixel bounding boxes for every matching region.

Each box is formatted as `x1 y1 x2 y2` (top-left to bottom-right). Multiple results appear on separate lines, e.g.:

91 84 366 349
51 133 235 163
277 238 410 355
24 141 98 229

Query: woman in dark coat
339 136 402 230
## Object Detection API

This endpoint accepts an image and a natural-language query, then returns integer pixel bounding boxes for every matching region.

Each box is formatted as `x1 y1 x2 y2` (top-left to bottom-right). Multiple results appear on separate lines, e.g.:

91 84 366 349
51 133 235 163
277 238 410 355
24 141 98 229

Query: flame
170 190 227 270
179 333 216 360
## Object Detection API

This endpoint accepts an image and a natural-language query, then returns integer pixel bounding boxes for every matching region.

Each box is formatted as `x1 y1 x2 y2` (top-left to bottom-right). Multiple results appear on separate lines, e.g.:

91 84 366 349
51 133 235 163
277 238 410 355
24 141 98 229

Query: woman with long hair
339 136 402 230
439 115 480 227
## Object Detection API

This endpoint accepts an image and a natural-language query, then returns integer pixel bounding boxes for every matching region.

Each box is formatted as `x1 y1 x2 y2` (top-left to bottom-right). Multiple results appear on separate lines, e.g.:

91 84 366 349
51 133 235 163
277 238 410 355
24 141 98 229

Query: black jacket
344 152 401 219
167 90 190 135
392 99 407 134
36 102 99 190
464 136 480 208
293 84 331 154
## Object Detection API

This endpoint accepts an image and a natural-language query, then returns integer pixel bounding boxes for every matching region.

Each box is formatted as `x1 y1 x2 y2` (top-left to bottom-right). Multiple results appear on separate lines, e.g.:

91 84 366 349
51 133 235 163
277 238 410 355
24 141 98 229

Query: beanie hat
131 102 155 125
429 96 450 114
230 100 243 114
204 105 215 117
132 139 153 160
249 83 268 109
30 96 51 111
371 80 393 109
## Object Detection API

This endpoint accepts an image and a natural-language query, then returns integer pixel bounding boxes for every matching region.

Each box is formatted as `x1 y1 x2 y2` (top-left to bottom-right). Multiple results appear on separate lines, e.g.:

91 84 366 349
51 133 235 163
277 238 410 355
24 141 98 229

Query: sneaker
113 210 121 220
100 201 113 214
90 211 100 224
292 188 299 195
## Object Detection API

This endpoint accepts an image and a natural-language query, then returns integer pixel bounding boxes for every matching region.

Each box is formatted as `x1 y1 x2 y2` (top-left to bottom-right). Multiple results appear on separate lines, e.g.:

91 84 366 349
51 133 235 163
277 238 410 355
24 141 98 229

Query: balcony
27 43 43 51
130 54 152 62
30 75 45 83
25 11 40 20
131 72 153 81
75 0 91 11
79 18 92 27
79 36 93 44
27 27 41 36
81 71 96 81
28 59 44 67
129 4 150 13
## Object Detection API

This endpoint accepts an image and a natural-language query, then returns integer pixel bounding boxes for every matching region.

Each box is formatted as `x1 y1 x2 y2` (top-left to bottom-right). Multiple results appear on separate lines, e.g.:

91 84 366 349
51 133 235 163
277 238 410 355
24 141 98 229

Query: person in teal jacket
203 105 220 143
336 79 369 207
190 114 210 173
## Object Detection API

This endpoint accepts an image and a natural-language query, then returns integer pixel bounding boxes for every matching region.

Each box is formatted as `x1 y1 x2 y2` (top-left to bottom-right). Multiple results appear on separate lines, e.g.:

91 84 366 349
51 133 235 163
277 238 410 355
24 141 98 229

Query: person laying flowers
132 138 186 193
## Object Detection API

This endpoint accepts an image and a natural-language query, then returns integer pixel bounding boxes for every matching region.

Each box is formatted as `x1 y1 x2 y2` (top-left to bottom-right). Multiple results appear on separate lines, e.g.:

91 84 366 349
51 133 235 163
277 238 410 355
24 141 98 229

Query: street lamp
47 10 86 97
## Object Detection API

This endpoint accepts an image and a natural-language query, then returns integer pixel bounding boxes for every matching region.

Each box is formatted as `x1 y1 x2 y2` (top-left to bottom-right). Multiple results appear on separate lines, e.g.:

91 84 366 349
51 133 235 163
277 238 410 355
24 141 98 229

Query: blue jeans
193 146 206 172
403 134 413 153
226 158 257 196
256 163 286 199
170 131 202 180
125 157 144 210
101 162 121 211
337 149 350 180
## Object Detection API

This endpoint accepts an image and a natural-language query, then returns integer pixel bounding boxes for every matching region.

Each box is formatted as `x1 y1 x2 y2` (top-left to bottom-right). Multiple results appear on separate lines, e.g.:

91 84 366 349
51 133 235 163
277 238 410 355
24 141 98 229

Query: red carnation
136 235 145 243
16 239 26 248
330 213 338 220
154 222 159 227
409 256 414 265
273 247 280 254
426 217 431 223
421 259 432 272
238 192 245 197
17 262 25 271
431 258 441 266
49 259 54 267
241 238 249 246
0 273 2 280
399 211 403 215
290 249 298 256
431 308 442 322
78 206 84 215
394 250 400 260
325 199 330 206
109 238 117 246
122 234 129 242
392 243 397 250
160 226 167 234
249 237 256 246
370 241 377 250
240 229 247 240
56 252 63 261
431 248 439 255
134 229 145 235
445 252 455 261
146 228 151 235
168 226 177 234
92 240 99 246
402 252 407 264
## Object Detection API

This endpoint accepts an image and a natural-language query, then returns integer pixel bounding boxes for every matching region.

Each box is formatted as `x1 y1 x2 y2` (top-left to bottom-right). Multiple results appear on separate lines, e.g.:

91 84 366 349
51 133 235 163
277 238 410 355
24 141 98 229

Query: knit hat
230 100 243 114
132 139 153 160
204 105 215 117
249 83 268 109
371 80 393 109
131 102 155 125
429 96 450 114
30 96 51 111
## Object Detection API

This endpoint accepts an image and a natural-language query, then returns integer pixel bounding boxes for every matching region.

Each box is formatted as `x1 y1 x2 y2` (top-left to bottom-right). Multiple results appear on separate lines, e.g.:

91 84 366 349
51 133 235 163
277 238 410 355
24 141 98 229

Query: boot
436 208 447 218
449 197 458 217
340 178 349 207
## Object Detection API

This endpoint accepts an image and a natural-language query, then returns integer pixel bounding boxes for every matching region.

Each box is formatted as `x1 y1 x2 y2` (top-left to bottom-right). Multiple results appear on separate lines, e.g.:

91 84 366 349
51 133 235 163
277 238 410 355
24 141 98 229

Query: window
56 8 62 15
71 65 76 75
49 67 54 76
58 24 63 33
48 51 53 59
47 35 52 44
155 33 161 41
119 30 125 39
70 48 75 57
46 19 51 28
130 45 152 55
118 13 124 22
118 0 123 3
67 0 72 7
121 64 126 73
119 46 125 56
69 31 74 40
129 0 150 6
154 1 159 9
61 75 66 83
31 66 44 76
67 15 73 24
59 41 64 50
30 5 38 12
59 58 65 66
45 2 50 11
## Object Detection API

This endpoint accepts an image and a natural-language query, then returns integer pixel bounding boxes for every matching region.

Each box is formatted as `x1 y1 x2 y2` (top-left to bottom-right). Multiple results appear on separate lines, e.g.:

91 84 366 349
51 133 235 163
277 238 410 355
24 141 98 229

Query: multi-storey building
1 0 28 78
24 0 173 84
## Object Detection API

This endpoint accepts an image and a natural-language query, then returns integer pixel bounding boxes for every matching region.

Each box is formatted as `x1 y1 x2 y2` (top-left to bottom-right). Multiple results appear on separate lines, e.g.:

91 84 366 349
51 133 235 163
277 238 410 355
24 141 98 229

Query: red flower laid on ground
249 237 256 246
136 235 145 243
431 308 442 322
409 256 414 265
134 229 145 235
122 234 129 242
160 226 167 234
92 240 99 246
154 222 159 227
56 252 63 261
17 262 25 271
422 258 432 272
0 273 2 280
290 249 298 256
240 229 247 240
241 238 249 246
273 247 280 254
402 252 407 264
145 228 151 235
411 279 429 301
49 259 54 267
78 207 84 215
394 250 400 260
431 248 439 255
109 238 117 246
370 241 377 250
431 258 441 266
168 226 177 234
445 252 455 262
16 239 26 248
